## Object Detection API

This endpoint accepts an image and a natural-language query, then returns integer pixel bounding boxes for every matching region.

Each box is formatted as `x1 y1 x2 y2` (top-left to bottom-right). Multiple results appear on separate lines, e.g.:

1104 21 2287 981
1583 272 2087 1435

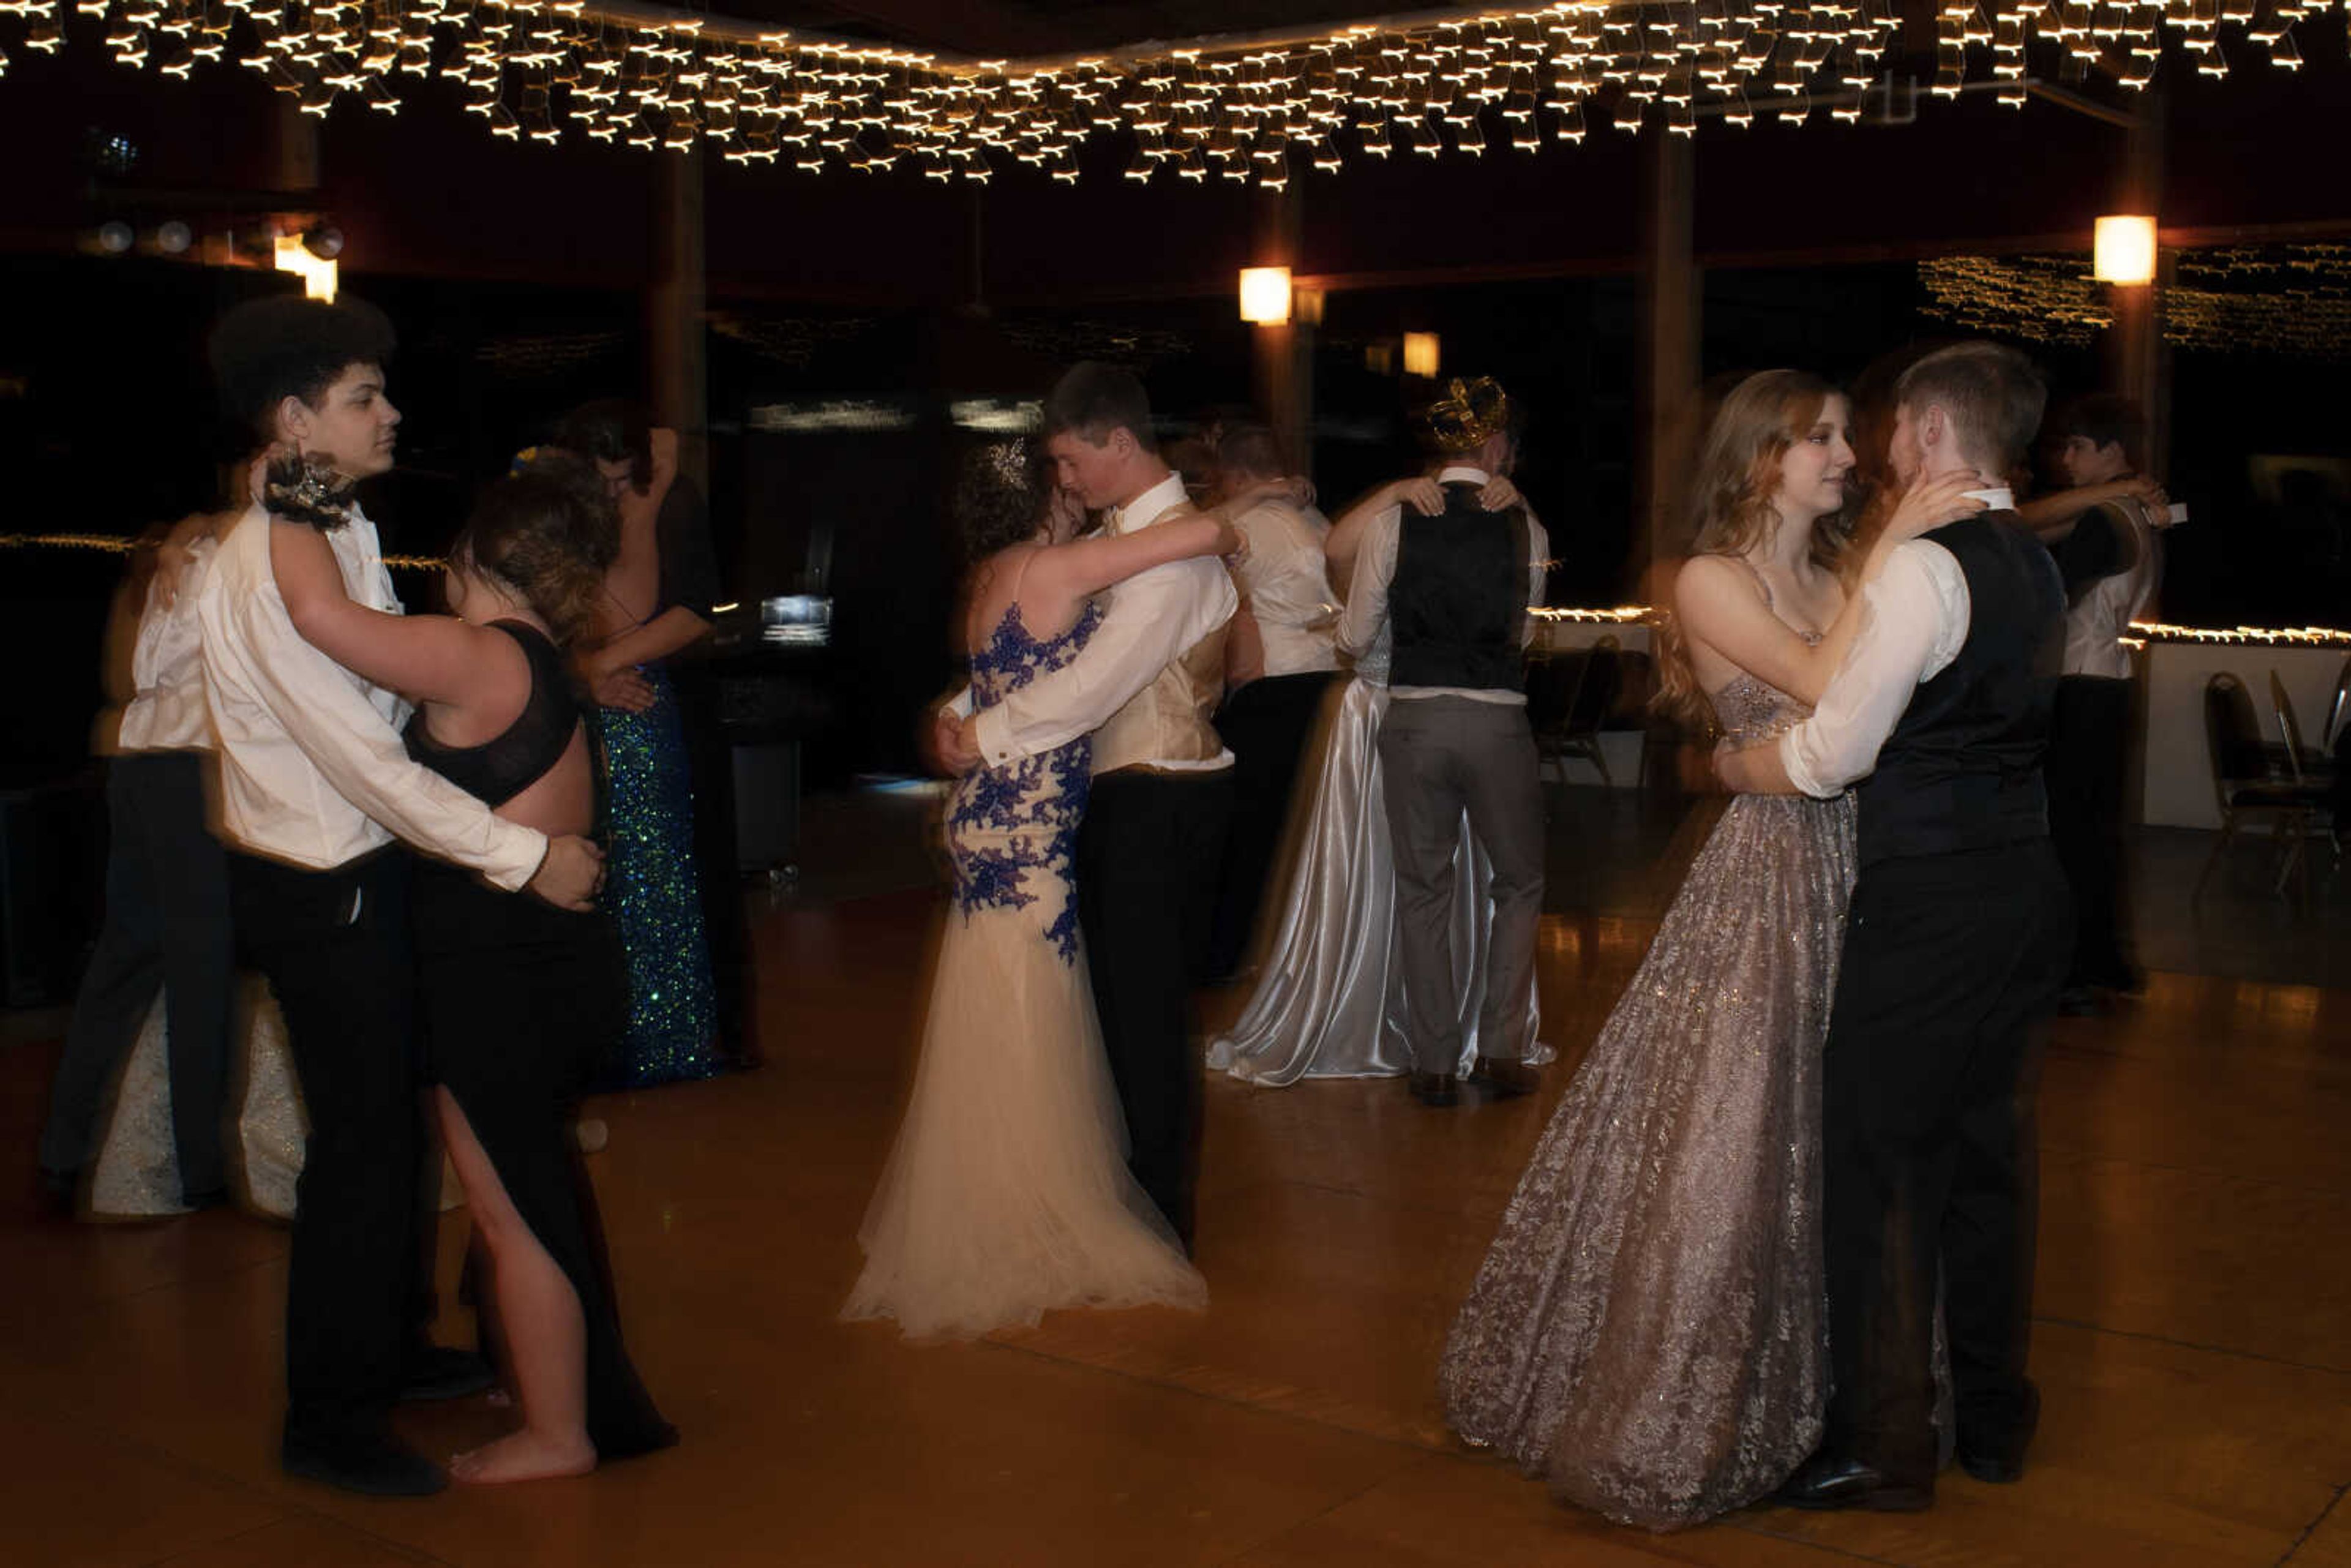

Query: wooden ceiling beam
814 0 1063 58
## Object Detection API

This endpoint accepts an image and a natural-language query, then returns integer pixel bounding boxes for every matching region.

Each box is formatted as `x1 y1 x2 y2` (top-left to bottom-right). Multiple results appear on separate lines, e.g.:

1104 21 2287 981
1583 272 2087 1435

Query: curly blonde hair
1652 370 1859 737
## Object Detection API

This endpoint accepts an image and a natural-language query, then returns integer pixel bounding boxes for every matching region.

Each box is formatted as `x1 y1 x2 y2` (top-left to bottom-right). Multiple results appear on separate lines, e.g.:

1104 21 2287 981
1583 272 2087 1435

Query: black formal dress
406 620 676 1461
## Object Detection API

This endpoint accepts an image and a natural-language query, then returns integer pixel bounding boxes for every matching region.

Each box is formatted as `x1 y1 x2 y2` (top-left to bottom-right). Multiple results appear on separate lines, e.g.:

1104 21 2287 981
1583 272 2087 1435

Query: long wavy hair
1652 369 1859 737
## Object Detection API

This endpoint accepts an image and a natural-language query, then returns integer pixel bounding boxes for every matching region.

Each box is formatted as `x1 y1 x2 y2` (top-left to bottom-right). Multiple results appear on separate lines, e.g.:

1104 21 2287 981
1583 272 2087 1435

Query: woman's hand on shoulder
1477 476 1523 512
1392 476 1445 516
1881 471 1988 546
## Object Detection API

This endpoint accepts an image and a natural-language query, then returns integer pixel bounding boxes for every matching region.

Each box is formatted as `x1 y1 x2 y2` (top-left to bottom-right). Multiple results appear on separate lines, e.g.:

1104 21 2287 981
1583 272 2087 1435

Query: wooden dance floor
4 823 2349 1565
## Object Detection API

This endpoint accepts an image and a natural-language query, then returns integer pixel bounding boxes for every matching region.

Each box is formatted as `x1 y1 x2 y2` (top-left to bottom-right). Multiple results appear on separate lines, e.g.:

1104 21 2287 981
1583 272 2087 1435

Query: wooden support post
273 99 318 194
650 147 710 490
1249 183 1312 473
1633 131 1699 596
2105 88 2169 477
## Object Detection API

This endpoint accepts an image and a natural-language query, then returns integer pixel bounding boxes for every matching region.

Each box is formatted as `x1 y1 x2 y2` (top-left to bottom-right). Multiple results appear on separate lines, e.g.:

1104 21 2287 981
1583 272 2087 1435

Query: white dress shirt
1778 535 1974 798
971 470 1239 772
1336 465 1549 706
116 538 217 755
196 502 547 887
1229 498 1339 678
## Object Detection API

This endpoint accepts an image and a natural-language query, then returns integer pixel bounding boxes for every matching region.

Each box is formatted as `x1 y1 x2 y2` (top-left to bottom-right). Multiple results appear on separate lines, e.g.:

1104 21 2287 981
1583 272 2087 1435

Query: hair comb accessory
979 438 1033 491
263 452 361 531
1421 377 1512 454
509 445 544 477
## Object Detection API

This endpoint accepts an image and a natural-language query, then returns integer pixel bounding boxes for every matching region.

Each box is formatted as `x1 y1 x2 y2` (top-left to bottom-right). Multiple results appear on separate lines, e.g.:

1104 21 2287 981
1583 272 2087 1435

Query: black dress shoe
399 1345 495 1402
1774 1454 1933 1512
282 1430 447 1496
1469 1056 1539 1099
1408 1072 1460 1108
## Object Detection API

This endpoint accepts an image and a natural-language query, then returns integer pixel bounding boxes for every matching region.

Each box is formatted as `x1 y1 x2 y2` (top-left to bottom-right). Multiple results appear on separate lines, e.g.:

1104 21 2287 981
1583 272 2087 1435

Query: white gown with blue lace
843 599 1207 1339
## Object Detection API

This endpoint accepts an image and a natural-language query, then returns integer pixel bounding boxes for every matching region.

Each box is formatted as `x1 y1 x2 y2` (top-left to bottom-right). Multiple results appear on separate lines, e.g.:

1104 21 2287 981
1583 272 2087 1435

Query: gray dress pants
1375 695 1544 1076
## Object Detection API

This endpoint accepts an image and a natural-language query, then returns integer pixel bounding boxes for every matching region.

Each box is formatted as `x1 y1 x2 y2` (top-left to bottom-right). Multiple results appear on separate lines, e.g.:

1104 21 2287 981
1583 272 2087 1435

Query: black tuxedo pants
1208 670 1338 980
1820 838 2069 1483
39 753 234 1198
2045 675 2135 989
1075 768 1234 1249
230 848 434 1447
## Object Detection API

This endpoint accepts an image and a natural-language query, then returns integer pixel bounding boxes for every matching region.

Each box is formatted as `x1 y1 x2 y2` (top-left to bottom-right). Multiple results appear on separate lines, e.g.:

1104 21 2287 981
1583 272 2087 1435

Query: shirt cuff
973 705 1018 770
480 823 552 892
1777 727 1839 800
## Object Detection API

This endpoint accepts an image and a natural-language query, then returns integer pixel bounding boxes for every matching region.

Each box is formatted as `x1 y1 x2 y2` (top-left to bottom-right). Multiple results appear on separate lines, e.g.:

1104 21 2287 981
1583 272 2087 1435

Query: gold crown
1421 377 1512 454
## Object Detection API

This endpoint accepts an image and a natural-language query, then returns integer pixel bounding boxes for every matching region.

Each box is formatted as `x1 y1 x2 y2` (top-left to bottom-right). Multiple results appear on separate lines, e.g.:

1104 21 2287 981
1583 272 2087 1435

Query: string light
1922 244 2351 357
2129 620 2351 647
0 0 2342 180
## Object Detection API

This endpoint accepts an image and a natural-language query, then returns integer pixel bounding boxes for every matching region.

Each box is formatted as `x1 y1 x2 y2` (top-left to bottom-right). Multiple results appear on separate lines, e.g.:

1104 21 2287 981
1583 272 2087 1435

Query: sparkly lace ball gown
1207 627 1547 1084
1439 654 1854 1530
843 599 1207 1340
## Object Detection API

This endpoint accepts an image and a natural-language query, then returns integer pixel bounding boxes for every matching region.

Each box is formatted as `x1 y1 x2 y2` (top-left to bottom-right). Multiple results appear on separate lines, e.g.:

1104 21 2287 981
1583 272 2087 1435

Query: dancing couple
195 295 671 1493
850 363 1263 1337
1209 378 1548 1088
1444 343 2068 1527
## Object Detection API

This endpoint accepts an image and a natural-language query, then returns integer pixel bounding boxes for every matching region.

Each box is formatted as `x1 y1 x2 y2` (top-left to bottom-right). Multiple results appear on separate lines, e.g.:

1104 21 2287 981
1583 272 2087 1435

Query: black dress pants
40 753 234 1196
2045 675 2134 989
1207 670 1338 980
1075 768 1234 1248
230 848 430 1447
1820 839 2070 1483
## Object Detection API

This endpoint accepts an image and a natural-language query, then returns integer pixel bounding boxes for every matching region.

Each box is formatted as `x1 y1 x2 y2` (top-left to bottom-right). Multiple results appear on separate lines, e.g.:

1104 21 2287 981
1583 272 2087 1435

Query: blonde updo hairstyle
446 451 620 649
1652 369 1858 738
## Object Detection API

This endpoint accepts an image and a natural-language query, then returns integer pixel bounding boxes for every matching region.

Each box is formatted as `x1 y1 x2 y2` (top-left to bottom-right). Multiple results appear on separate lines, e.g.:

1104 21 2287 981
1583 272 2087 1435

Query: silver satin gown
1206 634 1548 1084
1439 663 1855 1530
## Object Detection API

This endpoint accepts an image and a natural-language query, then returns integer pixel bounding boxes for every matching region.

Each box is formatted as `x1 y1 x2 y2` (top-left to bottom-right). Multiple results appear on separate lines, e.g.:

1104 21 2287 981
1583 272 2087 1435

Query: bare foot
448 1429 595 1485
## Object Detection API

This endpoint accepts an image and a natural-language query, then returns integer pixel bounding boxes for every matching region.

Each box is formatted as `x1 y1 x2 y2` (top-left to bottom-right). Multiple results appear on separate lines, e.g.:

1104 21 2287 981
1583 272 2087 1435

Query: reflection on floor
2 785 2347 1566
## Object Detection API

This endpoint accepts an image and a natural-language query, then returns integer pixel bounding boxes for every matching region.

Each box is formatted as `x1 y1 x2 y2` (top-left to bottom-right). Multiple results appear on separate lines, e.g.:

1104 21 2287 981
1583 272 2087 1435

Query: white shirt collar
1109 470 1190 536
1436 465 1491 487
1963 486 2015 511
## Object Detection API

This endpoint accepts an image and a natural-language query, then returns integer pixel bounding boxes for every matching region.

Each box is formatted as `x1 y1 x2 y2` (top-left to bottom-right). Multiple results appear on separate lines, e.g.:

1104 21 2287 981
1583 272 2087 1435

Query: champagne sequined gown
844 601 1207 1339
1439 660 1855 1530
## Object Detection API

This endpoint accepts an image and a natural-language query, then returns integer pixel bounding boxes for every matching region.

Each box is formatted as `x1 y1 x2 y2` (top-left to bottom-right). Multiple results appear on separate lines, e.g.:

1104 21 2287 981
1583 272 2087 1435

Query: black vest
1853 512 2066 868
1389 484 1531 693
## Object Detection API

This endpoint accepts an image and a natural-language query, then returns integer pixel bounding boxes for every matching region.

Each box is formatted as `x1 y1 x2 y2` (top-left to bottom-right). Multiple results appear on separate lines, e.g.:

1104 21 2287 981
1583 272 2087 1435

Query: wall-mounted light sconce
1239 265 1292 324
1403 331 1441 378
2093 214 2157 285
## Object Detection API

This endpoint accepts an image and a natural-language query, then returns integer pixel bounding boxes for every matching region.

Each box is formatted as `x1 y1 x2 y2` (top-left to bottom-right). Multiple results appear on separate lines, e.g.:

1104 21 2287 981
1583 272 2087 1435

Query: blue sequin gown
844 600 1207 1339
599 664 722 1087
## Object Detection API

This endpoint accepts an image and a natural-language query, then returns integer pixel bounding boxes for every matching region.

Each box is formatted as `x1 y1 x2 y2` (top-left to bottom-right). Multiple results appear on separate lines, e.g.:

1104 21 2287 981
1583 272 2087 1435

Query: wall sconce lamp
1403 330 1441 378
1239 265 1292 324
2093 214 2157 285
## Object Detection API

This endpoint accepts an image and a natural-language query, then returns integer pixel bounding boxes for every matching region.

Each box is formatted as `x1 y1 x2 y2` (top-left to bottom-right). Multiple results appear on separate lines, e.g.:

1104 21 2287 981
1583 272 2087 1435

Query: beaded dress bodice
1706 628 1822 747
